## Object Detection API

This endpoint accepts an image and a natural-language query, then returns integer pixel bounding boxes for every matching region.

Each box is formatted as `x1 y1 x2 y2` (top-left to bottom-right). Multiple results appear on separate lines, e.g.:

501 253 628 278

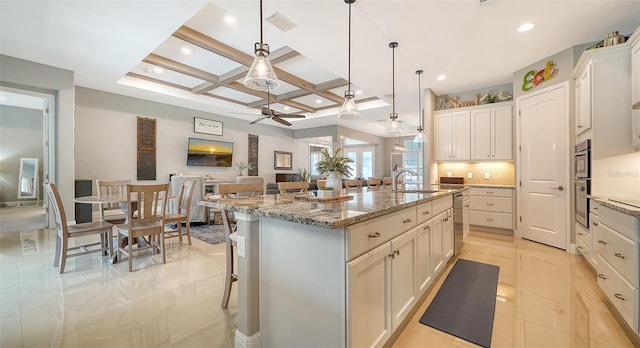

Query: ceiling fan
236 91 305 126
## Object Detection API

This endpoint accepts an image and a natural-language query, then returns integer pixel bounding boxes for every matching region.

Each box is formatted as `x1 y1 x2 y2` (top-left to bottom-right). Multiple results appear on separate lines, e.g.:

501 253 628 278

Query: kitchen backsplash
592 152 640 199
437 162 515 185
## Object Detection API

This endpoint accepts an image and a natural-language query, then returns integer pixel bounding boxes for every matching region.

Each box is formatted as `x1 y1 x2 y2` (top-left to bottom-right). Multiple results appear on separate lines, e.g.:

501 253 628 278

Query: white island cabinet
201 187 461 348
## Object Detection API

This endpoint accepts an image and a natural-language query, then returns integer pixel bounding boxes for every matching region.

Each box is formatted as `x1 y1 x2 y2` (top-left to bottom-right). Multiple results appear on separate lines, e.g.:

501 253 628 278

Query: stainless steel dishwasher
453 192 469 255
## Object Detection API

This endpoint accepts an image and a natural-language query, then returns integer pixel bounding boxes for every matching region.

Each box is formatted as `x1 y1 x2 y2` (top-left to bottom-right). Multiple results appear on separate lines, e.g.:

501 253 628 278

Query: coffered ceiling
1 1 640 137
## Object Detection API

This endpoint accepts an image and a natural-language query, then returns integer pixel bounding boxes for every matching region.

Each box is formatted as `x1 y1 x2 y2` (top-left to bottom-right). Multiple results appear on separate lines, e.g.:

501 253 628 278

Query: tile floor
0 211 635 347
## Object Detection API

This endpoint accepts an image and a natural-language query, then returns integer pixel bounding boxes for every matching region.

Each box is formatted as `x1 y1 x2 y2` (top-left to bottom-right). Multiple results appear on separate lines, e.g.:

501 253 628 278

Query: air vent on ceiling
265 12 297 32
479 0 500 6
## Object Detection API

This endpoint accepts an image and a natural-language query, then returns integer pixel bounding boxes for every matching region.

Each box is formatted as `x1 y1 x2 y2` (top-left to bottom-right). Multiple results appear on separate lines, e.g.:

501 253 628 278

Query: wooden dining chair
367 177 383 187
344 180 362 189
277 181 309 194
163 179 195 245
383 177 393 186
116 183 168 272
96 179 130 224
218 182 263 309
316 179 326 189
45 183 114 274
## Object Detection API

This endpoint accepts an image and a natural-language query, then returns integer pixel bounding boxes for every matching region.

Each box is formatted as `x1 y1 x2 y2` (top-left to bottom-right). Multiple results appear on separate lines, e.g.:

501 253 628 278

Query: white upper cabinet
575 65 592 135
629 27 640 148
470 103 513 160
435 110 470 161
573 43 633 159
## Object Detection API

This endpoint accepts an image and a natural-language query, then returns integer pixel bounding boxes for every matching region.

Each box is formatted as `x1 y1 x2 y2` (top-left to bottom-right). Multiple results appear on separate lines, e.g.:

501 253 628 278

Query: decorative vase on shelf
326 171 342 194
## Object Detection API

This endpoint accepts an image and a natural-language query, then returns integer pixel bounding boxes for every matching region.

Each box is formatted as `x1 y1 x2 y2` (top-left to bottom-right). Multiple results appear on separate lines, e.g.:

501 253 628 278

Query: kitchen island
199 186 466 348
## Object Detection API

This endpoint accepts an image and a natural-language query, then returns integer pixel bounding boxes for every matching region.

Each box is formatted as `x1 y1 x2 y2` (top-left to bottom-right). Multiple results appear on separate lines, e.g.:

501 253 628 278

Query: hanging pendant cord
348 2 352 89
259 0 264 44
418 72 422 128
392 45 396 115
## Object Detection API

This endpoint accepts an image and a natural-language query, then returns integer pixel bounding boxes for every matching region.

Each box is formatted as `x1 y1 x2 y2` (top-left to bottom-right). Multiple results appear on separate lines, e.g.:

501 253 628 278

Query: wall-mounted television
187 137 234 167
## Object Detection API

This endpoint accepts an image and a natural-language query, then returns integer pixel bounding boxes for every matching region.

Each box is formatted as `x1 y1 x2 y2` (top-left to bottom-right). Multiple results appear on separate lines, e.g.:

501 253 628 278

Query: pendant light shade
413 69 428 143
338 0 359 120
244 0 280 91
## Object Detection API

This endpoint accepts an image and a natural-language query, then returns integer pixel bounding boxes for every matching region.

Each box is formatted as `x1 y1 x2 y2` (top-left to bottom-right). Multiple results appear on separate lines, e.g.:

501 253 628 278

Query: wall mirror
18 158 38 199
274 151 292 170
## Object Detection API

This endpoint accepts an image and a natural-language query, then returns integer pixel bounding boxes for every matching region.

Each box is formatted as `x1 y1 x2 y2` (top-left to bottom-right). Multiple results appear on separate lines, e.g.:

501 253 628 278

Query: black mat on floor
419 258 499 348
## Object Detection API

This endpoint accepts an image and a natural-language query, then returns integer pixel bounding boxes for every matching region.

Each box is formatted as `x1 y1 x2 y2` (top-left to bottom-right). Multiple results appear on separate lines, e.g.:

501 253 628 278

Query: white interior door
517 83 569 250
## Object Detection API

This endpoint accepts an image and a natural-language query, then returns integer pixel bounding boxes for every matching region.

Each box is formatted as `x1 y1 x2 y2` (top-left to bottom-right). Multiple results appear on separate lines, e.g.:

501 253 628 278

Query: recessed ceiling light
316 99 322 104
144 68 152 73
224 15 237 25
437 75 447 81
180 47 192 55
355 90 363 95
518 22 535 32
153 67 163 74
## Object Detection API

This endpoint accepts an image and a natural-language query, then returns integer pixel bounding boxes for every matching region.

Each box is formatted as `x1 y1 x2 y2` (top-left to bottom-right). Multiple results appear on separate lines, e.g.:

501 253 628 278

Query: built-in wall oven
574 139 591 228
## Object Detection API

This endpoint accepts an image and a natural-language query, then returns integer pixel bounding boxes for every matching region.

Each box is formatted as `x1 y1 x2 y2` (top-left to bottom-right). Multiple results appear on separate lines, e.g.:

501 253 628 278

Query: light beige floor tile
0 313 23 347
490 312 525 348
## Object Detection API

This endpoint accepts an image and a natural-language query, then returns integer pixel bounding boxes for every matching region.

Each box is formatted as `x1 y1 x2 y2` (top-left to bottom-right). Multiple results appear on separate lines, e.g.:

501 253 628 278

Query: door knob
549 186 564 191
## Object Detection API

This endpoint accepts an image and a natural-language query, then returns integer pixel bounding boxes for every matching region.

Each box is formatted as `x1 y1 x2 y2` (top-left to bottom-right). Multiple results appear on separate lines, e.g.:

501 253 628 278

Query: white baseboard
235 330 261 348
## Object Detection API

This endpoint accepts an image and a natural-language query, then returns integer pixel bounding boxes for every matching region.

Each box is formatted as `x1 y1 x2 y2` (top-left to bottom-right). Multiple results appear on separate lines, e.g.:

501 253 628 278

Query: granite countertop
199 186 467 229
590 196 640 217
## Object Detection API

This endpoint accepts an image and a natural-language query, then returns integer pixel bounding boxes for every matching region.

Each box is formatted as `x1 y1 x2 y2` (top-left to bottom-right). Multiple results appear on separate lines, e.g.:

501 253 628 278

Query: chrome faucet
392 169 417 192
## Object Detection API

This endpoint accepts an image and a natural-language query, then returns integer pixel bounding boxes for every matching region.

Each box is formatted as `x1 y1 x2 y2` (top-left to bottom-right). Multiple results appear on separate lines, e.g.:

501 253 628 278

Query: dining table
74 192 173 263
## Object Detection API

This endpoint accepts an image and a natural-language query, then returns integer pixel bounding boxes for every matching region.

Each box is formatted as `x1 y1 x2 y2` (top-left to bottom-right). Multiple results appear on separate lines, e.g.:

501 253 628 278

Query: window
344 146 375 179
403 140 423 184
309 144 330 177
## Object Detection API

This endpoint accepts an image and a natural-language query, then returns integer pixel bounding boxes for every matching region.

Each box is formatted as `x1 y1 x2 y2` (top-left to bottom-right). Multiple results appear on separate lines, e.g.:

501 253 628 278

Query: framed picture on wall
194 117 223 136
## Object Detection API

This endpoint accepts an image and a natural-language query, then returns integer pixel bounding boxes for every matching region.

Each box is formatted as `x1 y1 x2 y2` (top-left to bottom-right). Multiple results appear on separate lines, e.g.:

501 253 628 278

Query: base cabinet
347 195 455 347
347 243 393 348
469 187 514 231
594 202 640 333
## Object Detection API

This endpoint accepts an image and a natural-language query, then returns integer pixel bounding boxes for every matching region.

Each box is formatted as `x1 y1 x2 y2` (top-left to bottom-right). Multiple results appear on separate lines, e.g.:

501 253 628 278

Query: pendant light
389 41 405 152
389 42 399 130
338 0 359 119
413 69 428 143
244 0 280 91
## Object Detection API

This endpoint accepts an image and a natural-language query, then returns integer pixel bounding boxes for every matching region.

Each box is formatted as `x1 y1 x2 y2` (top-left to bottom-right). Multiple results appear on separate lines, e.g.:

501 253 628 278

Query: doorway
516 82 570 250
344 146 375 179
0 85 55 231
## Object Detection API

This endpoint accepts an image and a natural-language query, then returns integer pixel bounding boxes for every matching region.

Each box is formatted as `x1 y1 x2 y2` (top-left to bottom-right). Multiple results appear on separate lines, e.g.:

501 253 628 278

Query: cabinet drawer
431 196 452 217
469 187 513 198
347 208 416 260
596 222 639 287
596 255 639 331
469 196 512 213
599 205 640 242
470 211 513 229
576 236 590 259
416 201 432 224
590 201 600 215
577 223 591 248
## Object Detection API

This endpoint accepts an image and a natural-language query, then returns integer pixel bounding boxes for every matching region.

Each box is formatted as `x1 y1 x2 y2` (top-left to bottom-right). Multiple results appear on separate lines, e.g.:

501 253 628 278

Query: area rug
170 223 226 245
419 258 500 348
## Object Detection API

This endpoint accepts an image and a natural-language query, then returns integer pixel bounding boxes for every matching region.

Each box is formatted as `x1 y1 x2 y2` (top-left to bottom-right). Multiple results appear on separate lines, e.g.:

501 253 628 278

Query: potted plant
236 161 248 176
315 148 353 192
316 187 334 198
299 168 310 182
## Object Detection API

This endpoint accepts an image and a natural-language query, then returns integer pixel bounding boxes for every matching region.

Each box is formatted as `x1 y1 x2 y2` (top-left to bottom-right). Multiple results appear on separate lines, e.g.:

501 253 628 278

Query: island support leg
234 212 261 348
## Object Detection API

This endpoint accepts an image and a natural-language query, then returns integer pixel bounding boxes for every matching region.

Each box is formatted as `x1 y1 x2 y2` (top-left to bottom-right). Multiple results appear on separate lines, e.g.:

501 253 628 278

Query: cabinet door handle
423 225 431 230
368 232 380 238
422 211 430 215
486 191 494 194
577 125 585 128
598 274 607 279
486 218 494 222
614 293 626 301
486 203 494 206
388 253 395 259
402 219 412 224
598 240 607 245
394 250 400 256
614 253 625 259
593 222 598 227
577 232 584 236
